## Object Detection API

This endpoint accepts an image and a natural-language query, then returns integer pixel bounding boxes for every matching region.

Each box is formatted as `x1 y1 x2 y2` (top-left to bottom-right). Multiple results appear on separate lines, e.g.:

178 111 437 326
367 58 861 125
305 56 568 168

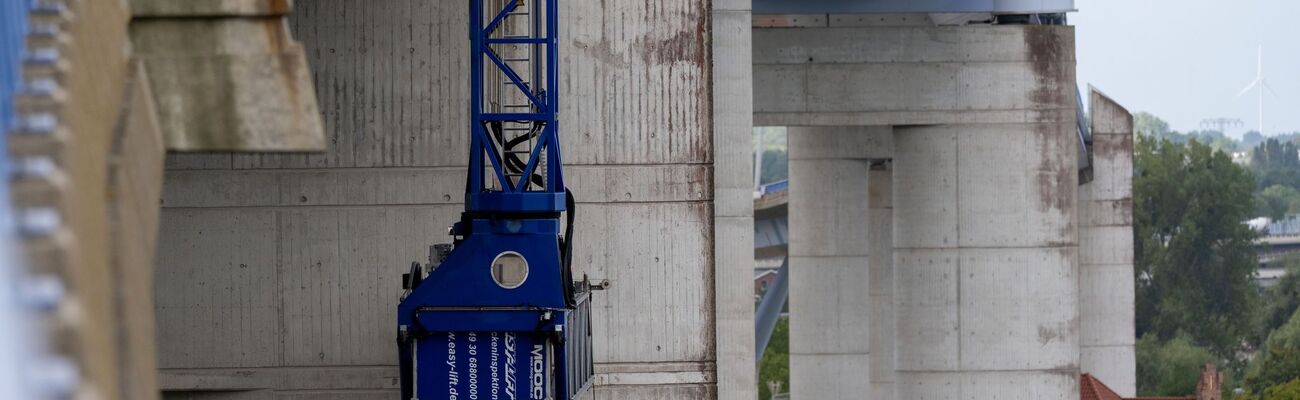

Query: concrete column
1079 88 1136 396
893 122 1080 399
788 126 891 398
869 166 896 399
712 0 757 399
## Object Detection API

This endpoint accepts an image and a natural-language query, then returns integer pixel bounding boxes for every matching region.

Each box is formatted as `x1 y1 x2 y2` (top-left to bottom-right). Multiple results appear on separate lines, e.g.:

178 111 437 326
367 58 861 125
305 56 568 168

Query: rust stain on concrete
1025 27 1077 241
1091 133 1133 159
265 0 293 15
694 0 714 163
1023 27 1070 109
1034 124 1073 212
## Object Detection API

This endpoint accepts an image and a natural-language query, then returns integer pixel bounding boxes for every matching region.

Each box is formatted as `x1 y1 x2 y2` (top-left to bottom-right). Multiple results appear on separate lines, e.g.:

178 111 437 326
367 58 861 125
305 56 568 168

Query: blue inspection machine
396 1 604 399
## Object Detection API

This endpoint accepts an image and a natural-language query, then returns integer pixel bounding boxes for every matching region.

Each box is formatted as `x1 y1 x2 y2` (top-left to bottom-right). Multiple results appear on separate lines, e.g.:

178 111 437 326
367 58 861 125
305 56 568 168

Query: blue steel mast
397 1 596 399
466 0 564 212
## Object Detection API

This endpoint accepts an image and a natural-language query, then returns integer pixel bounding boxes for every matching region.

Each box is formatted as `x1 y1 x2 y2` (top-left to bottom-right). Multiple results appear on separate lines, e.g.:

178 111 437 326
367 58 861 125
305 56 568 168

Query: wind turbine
1238 45 1278 135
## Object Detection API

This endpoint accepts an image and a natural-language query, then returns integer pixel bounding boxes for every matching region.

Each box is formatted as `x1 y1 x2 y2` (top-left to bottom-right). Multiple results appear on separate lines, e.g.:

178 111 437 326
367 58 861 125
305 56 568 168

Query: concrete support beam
1079 88 1136 396
788 126 876 399
712 1 757 399
893 122 1079 399
788 125 893 160
752 25 1076 127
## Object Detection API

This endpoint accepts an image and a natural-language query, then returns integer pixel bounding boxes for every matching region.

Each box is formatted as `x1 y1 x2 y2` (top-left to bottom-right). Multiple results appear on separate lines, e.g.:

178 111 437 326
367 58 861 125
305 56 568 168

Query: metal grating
565 293 594 399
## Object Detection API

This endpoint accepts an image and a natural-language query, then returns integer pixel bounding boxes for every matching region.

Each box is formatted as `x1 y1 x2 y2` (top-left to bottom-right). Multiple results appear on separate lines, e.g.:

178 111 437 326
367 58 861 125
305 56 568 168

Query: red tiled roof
1082 373 1125 400
1080 373 1194 400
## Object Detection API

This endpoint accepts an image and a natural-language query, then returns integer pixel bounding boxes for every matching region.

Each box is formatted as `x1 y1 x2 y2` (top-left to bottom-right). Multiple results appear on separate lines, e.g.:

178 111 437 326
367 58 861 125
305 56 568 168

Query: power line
1200 118 1244 134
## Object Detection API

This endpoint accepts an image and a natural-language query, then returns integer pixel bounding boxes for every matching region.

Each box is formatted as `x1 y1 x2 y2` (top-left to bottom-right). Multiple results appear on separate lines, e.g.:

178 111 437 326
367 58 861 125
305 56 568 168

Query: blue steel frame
467 0 566 214
397 1 592 399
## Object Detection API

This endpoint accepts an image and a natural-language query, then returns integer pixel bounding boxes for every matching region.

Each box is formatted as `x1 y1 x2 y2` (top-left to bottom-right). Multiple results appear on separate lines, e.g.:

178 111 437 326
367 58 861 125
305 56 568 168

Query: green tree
754 127 789 186
1244 309 1300 393
1237 377 1300 400
1258 259 1300 342
1257 185 1300 220
1255 259 1300 346
1136 112 1174 139
1186 130 1241 153
1134 136 1260 356
1251 139 1300 191
1136 334 1219 396
1245 131 1267 149
757 317 789 399
760 149 788 185
1211 136 1241 153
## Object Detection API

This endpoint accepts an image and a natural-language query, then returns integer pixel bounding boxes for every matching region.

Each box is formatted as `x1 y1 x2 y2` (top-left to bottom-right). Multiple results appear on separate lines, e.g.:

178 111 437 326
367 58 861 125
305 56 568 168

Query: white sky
1073 0 1300 137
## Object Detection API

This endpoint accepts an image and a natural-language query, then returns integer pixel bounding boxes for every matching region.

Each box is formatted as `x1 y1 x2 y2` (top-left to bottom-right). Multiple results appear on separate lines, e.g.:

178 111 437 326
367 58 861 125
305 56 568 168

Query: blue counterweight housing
396 216 595 400
397 0 596 399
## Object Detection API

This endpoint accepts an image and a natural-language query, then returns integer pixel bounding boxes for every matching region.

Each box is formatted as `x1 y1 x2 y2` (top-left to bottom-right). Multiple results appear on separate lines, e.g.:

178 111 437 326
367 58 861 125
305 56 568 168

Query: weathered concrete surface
712 1 757 399
788 125 893 160
131 0 294 17
131 12 325 151
108 62 167 400
768 22 1083 399
787 126 880 399
1079 87 1136 396
893 121 1080 400
59 5 135 398
155 0 726 398
759 20 1082 399
753 25 1076 127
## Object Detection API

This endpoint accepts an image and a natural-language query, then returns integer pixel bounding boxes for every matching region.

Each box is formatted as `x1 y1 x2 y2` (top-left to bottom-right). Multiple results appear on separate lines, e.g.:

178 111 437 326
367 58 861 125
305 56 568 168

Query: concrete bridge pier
893 122 1080 399
787 126 892 398
759 19 1088 399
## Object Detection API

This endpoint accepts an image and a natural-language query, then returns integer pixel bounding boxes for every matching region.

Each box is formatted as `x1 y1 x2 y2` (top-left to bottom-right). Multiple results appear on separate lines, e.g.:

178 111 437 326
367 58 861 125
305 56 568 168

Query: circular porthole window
490 251 529 289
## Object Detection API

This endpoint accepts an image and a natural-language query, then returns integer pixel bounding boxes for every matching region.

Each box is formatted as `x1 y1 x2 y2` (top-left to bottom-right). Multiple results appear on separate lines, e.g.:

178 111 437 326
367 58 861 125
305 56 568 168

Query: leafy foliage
1245 131 1267 149
1136 112 1174 139
1257 185 1300 220
1244 308 1300 394
760 149 788 185
1255 259 1300 346
1237 377 1300 400
1251 139 1300 192
1135 113 1241 152
1134 135 1260 356
754 127 789 185
757 317 789 400
1136 334 1219 396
